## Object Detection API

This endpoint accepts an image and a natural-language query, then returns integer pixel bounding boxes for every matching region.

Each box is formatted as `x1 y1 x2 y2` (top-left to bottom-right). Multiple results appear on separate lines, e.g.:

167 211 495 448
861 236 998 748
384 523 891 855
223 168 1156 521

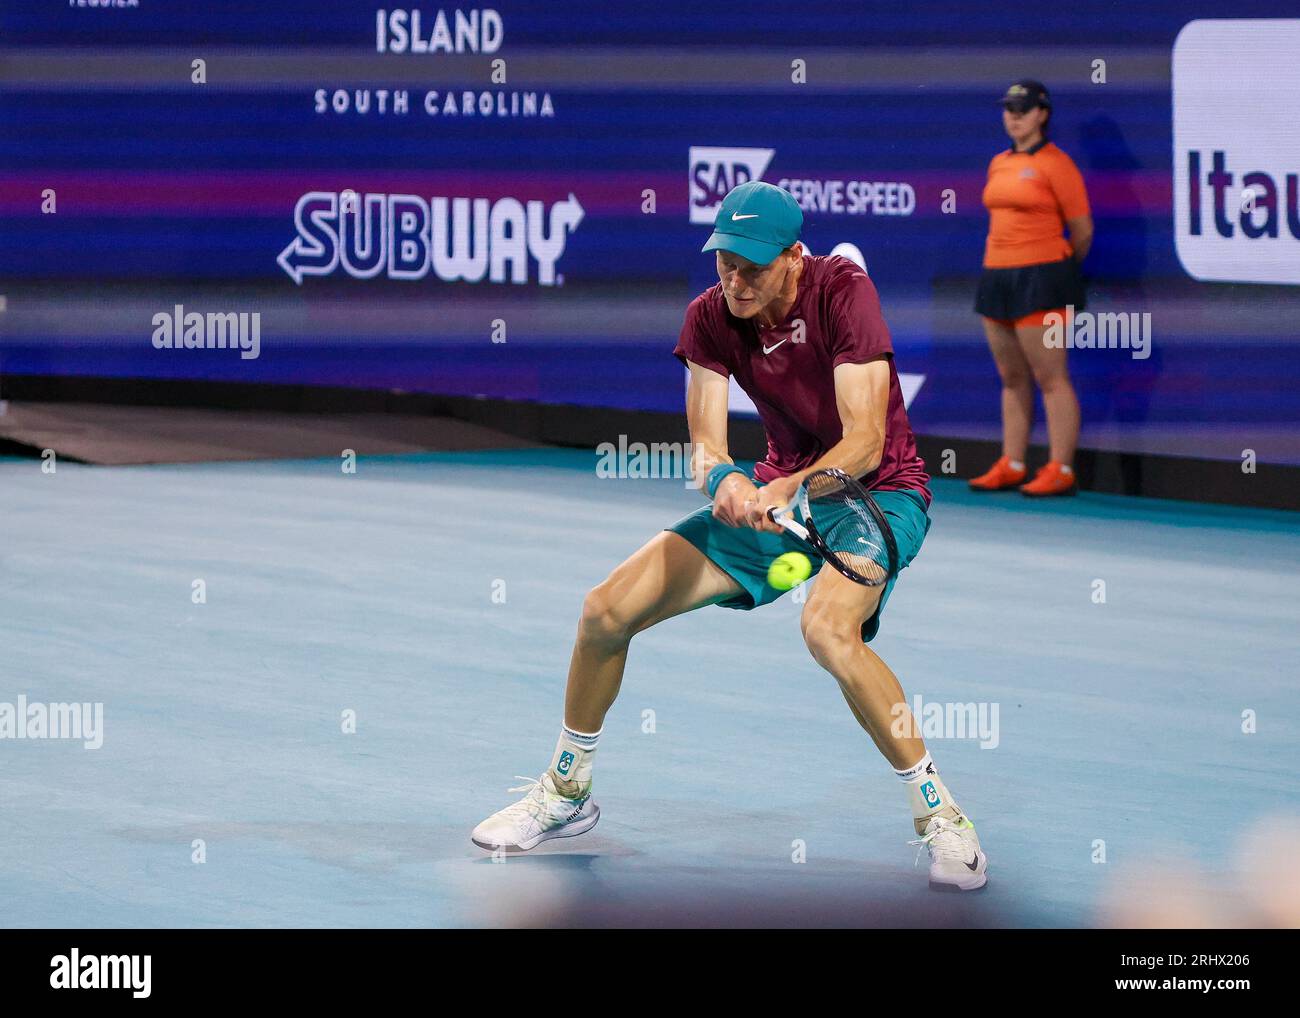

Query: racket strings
804 471 849 500
803 489 892 584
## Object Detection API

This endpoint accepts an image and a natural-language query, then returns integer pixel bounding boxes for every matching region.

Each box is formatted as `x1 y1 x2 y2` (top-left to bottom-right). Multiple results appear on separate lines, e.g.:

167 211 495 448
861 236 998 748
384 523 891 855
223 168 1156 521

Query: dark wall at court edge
2 2 1298 465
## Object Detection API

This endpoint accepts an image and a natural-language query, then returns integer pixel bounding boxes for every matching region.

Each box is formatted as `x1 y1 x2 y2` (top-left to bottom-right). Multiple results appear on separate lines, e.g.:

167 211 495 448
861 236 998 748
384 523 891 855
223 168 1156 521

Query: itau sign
1173 19 1300 285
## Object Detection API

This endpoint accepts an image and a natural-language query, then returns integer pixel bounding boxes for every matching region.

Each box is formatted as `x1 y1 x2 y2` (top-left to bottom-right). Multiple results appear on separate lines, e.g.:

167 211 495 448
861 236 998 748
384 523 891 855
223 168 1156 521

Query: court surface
2 448 1296 927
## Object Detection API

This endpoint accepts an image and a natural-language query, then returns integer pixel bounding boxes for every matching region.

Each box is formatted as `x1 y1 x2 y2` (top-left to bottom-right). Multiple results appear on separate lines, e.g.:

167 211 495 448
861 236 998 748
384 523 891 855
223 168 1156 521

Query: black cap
999 79 1051 114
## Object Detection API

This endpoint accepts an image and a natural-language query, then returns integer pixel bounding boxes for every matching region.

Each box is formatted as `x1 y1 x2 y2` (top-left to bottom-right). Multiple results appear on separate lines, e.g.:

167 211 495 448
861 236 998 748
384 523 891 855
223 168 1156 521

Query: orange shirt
982 140 1089 269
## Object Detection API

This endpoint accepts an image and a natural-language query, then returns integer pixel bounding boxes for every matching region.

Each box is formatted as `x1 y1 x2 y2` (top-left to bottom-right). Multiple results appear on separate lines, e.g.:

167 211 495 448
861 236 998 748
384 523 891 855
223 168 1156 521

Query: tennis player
472 180 988 891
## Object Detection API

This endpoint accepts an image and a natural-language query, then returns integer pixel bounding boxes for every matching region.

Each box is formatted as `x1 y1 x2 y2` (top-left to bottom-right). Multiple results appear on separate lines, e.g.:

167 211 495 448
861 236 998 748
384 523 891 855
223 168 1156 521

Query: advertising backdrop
2 2 1298 464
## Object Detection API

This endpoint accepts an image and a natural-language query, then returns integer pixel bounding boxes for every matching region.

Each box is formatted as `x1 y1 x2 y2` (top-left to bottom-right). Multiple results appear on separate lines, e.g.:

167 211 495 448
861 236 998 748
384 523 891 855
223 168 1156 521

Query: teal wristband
705 463 746 499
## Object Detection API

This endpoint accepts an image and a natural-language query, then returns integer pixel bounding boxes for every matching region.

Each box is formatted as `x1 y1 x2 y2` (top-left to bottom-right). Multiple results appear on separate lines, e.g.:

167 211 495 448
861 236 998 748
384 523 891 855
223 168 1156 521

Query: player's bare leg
800 562 988 890
564 530 739 733
472 532 741 852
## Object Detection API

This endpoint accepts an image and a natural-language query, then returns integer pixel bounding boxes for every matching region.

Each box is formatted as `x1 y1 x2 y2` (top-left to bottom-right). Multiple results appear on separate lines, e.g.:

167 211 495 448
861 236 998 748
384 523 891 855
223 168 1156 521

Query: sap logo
688 147 775 225
277 191 584 286
1173 19 1300 285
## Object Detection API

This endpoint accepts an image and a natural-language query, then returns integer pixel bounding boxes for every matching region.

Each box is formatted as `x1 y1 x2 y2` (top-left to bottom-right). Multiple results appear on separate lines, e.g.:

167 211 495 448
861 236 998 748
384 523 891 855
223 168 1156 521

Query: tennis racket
765 468 899 587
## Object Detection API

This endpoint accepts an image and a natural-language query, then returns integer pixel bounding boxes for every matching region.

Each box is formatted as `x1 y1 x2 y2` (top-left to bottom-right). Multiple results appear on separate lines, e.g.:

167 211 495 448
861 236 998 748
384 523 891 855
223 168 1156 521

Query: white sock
1008 459 1025 472
894 752 964 835
549 724 600 794
893 752 934 782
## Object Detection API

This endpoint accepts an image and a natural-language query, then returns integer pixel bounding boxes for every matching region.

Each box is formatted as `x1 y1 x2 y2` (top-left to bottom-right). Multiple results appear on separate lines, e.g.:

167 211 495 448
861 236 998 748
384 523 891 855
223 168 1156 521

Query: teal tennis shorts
666 487 930 642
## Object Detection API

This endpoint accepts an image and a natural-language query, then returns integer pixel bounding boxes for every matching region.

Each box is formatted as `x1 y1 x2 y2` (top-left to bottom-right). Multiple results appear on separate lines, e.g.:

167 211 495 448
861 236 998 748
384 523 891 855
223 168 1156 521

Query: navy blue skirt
975 257 1086 320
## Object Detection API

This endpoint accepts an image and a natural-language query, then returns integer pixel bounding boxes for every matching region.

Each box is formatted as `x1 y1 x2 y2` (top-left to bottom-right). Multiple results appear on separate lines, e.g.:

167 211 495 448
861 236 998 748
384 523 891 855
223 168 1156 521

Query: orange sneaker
1020 461 1077 497
968 456 1027 491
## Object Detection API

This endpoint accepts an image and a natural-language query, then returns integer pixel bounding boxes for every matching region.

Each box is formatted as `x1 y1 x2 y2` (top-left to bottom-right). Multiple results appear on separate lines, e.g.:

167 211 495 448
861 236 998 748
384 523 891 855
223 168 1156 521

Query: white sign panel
1173 19 1300 285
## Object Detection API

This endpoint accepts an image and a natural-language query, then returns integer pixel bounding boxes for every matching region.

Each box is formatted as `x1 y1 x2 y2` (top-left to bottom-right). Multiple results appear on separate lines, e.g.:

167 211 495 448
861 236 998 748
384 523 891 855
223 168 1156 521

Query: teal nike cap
701 180 803 266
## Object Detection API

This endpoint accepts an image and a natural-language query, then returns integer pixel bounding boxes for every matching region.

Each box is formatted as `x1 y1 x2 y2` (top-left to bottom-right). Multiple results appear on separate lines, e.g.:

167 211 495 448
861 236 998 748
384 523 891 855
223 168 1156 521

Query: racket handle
769 510 810 543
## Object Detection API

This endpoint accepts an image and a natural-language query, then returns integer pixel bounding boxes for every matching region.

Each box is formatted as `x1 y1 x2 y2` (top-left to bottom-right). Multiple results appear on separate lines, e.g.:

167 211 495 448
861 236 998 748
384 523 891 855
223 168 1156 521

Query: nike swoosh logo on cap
731 212 759 220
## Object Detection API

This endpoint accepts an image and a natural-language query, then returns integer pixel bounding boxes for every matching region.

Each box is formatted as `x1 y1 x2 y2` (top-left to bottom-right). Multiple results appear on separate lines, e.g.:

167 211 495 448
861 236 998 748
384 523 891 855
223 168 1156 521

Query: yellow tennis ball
767 551 813 591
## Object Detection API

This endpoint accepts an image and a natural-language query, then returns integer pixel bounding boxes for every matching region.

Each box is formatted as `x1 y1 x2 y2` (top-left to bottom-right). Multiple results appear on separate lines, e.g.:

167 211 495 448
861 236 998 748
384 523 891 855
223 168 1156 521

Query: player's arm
824 357 891 476
745 358 890 531
685 359 757 526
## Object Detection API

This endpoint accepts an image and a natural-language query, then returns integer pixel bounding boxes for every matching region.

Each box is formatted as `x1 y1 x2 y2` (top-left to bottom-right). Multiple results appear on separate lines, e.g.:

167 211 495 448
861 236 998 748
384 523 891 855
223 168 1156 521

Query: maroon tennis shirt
673 254 931 505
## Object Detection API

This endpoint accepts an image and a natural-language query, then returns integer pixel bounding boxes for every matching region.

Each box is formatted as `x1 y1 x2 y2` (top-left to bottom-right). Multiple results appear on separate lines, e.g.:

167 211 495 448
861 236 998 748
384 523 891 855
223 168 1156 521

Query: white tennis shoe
471 772 600 852
910 814 988 891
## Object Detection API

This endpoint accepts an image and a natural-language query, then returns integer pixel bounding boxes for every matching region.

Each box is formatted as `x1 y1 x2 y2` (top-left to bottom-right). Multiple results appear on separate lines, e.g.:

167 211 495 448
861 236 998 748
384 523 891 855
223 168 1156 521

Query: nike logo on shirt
762 338 789 354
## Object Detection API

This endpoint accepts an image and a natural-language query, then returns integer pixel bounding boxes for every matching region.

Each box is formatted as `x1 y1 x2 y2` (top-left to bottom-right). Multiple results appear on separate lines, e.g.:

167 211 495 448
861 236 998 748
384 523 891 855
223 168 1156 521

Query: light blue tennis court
2 448 1295 927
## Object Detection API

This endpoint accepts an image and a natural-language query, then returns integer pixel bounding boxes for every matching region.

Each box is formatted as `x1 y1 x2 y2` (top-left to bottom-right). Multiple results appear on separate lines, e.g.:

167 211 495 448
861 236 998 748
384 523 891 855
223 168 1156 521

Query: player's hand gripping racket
766 468 899 587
